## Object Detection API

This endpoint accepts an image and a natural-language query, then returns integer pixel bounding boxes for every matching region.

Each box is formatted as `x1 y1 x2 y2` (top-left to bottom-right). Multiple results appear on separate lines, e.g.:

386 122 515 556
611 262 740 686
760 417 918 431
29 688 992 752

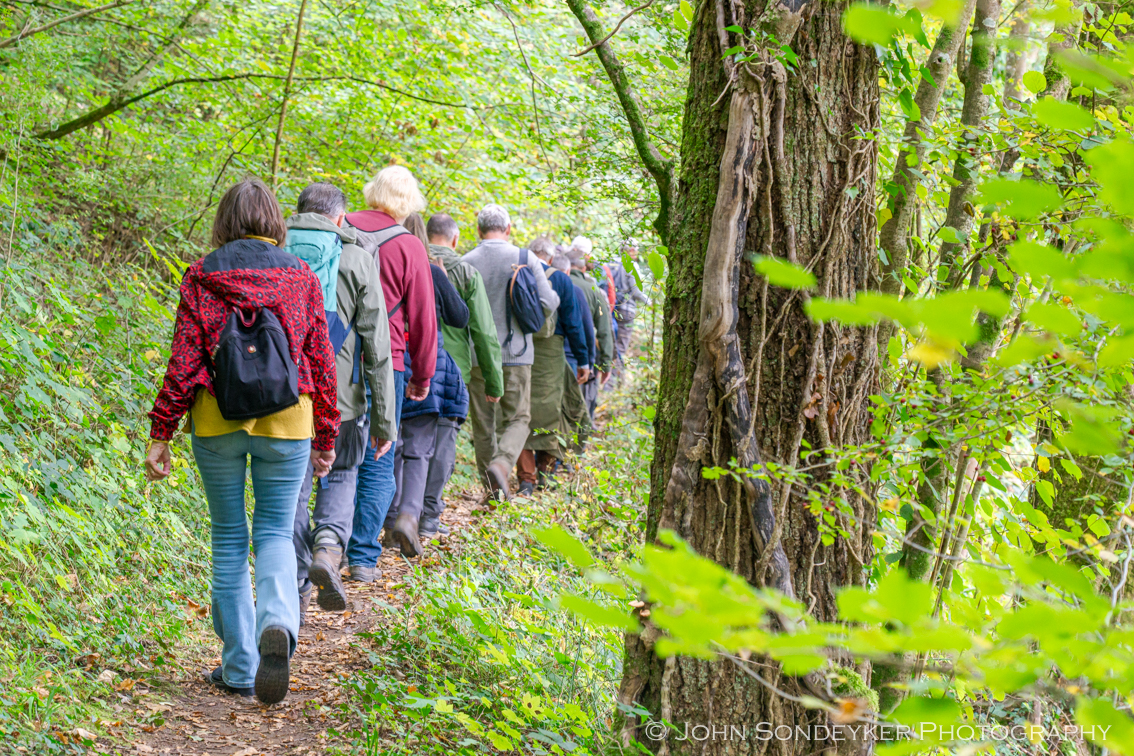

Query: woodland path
106 491 487 756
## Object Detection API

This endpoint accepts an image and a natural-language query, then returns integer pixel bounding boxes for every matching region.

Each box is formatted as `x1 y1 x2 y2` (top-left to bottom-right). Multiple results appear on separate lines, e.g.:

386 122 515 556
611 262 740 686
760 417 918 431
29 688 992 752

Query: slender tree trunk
270 0 309 188
1042 8 1084 101
1003 2 1031 107
939 0 1001 277
620 0 880 751
879 0 976 296
876 0 1002 710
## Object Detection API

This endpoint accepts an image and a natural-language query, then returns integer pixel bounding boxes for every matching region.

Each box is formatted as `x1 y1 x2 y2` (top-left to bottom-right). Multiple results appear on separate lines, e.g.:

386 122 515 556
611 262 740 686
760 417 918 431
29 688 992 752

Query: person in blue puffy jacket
383 262 469 557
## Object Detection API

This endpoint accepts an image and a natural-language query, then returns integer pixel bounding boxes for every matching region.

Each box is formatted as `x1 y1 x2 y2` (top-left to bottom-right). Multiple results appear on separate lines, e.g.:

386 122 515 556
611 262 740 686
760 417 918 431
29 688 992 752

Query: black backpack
210 307 300 420
504 248 546 357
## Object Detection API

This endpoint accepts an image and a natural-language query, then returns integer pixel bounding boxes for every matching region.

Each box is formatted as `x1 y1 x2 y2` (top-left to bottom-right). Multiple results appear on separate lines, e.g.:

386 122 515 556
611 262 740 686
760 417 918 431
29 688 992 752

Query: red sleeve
148 273 208 441
403 238 437 389
303 274 341 451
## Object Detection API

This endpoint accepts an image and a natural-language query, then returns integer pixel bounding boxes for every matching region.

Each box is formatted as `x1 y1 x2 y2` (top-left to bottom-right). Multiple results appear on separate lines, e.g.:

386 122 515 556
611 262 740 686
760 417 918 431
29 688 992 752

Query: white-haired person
461 203 560 501
342 165 437 582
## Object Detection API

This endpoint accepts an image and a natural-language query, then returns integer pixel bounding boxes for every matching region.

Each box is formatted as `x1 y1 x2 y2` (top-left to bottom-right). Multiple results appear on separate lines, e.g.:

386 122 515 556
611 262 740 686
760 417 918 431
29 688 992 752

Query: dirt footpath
107 493 482 756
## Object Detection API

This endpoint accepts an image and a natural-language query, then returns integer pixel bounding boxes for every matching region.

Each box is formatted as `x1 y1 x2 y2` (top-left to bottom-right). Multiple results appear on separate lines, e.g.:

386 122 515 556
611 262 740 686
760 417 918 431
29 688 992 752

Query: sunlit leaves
1023 302 1082 337
1085 138 1134 215
1032 97 1095 131
842 4 921 46
531 525 595 570
1022 70 1048 94
976 178 1063 220
1055 399 1123 456
753 256 816 289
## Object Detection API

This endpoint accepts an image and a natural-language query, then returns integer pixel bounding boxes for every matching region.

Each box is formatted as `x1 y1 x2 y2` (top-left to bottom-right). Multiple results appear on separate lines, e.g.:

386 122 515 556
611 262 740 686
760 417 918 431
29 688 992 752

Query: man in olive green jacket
286 184 397 618
420 213 503 530
565 239 614 450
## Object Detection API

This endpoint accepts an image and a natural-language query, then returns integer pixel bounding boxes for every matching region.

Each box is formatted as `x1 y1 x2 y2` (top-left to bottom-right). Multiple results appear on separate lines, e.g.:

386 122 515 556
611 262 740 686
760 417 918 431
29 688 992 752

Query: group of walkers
141 167 649 705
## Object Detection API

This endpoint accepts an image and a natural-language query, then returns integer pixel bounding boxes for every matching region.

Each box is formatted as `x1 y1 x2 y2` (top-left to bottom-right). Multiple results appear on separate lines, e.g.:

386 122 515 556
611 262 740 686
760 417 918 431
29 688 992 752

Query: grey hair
551 253 570 272
296 182 347 218
427 213 459 241
477 203 511 234
528 235 555 260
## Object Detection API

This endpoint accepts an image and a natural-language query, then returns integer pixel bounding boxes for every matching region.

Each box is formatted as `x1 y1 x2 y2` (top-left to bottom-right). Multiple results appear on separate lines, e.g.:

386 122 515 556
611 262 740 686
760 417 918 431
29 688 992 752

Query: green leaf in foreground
753 255 816 289
977 178 1063 220
531 526 595 570
1032 97 1095 131
842 4 919 46
558 594 640 631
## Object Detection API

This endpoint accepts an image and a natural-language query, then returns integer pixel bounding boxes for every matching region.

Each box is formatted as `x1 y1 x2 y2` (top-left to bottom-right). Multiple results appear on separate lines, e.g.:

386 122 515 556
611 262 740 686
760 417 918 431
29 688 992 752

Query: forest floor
99 491 487 756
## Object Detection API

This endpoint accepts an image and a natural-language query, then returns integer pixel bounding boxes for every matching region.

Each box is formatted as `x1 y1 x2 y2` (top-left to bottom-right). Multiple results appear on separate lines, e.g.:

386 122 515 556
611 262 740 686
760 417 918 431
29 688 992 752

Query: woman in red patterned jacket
143 178 340 705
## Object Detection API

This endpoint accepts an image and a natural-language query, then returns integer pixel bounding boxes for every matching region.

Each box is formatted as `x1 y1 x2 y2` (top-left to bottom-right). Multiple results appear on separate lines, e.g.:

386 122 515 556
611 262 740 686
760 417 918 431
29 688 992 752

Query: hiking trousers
562 361 590 450
422 418 461 525
386 413 439 524
293 414 369 586
192 431 307 689
348 370 405 567
468 364 531 484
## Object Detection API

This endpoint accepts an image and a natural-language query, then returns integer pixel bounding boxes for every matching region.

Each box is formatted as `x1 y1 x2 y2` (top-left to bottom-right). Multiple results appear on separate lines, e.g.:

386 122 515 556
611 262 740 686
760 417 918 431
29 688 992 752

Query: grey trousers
583 376 599 423
612 316 634 385
293 415 369 585
423 418 460 523
387 414 439 524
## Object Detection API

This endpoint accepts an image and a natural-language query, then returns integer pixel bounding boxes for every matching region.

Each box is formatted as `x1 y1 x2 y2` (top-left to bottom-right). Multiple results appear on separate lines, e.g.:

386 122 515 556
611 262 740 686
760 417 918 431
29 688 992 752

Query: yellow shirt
188 389 314 440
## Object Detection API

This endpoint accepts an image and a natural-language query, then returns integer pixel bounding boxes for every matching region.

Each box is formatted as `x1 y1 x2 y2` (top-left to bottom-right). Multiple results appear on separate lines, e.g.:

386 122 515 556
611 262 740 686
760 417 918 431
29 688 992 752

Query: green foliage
0 246 211 750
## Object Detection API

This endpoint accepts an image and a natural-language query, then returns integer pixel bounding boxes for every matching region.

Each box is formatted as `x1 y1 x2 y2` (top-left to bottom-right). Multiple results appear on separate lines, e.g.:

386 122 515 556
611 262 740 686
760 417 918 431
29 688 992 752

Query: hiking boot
486 462 512 502
419 518 450 540
309 546 348 612
298 581 313 628
209 666 254 698
518 480 535 497
392 512 423 559
347 565 380 583
254 626 290 705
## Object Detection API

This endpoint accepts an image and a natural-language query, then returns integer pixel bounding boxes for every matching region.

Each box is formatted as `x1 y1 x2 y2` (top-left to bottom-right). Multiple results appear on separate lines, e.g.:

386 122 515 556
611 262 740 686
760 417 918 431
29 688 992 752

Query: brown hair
404 212 430 249
210 178 288 248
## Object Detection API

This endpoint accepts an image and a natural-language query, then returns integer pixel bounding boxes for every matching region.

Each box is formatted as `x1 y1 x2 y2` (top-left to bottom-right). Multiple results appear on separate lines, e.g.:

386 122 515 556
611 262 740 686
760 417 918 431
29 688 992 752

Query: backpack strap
504 248 530 359
369 224 411 248
369 226 411 321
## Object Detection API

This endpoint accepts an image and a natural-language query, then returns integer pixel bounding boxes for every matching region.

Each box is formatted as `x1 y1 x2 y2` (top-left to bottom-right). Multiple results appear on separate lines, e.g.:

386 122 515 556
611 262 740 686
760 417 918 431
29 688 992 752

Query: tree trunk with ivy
617 0 881 751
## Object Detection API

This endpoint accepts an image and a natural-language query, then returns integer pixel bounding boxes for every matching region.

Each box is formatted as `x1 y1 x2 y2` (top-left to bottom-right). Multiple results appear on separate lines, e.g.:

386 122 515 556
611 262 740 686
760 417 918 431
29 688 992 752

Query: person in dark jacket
383 263 470 557
516 236 590 495
343 166 437 583
559 254 596 454
144 178 339 705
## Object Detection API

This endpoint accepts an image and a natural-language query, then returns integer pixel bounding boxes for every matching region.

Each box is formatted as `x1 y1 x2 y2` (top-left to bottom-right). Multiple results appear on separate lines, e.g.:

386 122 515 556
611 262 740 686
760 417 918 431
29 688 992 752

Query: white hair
571 235 593 256
477 204 511 234
363 166 426 221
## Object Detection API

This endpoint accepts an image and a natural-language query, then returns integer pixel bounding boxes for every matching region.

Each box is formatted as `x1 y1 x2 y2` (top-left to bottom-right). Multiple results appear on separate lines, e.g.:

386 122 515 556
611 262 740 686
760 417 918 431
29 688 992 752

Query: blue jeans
192 432 309 688
347 369 405 567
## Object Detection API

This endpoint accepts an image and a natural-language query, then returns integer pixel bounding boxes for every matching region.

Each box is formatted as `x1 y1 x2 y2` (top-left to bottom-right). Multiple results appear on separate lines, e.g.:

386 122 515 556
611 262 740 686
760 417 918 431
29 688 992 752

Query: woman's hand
145 442 172 481
311 449 336 478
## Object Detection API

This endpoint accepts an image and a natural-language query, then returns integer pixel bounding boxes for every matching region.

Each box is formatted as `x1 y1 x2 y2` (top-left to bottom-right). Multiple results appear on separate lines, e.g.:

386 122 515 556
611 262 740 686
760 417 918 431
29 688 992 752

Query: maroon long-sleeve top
345 210 437 390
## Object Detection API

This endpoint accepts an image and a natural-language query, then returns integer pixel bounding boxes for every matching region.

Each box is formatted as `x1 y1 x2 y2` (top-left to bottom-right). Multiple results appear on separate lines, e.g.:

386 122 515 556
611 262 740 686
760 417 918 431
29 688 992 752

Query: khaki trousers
468 364 532 482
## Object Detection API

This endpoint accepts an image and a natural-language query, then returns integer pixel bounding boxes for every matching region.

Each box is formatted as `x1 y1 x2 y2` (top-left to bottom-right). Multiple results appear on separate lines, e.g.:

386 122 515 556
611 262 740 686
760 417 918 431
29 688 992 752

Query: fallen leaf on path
72 727 98 742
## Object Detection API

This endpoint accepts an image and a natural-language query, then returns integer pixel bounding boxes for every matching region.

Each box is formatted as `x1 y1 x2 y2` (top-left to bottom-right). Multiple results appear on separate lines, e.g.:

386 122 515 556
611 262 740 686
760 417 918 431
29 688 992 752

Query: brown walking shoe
392 512 423 559
309 546 348 612
486 462 512 502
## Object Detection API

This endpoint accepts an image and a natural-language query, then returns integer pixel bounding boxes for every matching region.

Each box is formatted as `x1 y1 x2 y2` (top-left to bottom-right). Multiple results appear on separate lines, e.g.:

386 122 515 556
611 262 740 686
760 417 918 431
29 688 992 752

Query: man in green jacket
565 237 614 451
286 183 397 619
421 213 503 530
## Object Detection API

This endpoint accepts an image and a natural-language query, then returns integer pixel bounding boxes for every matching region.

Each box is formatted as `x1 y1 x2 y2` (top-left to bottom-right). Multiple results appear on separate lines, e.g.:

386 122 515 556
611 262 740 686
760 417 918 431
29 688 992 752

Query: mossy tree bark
618 0 881 751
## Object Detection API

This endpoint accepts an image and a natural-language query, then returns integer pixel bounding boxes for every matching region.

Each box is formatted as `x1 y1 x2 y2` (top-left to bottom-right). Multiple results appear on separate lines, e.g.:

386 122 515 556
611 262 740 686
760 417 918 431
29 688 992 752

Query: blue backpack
286 228 363 383
505 248 545 357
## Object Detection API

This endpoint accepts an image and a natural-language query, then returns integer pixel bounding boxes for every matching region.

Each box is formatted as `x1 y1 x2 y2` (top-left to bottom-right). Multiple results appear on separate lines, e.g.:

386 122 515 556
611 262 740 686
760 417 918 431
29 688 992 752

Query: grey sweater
462 239 560 366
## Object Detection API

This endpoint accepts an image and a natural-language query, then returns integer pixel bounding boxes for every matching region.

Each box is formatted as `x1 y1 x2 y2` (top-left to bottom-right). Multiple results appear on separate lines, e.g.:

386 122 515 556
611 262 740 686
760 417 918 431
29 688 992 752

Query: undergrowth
0 243 211 754
341 364 657 755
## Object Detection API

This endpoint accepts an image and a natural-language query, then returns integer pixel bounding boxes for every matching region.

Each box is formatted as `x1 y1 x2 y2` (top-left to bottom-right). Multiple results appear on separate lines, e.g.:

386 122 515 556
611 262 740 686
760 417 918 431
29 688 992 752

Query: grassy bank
0 251 212 753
